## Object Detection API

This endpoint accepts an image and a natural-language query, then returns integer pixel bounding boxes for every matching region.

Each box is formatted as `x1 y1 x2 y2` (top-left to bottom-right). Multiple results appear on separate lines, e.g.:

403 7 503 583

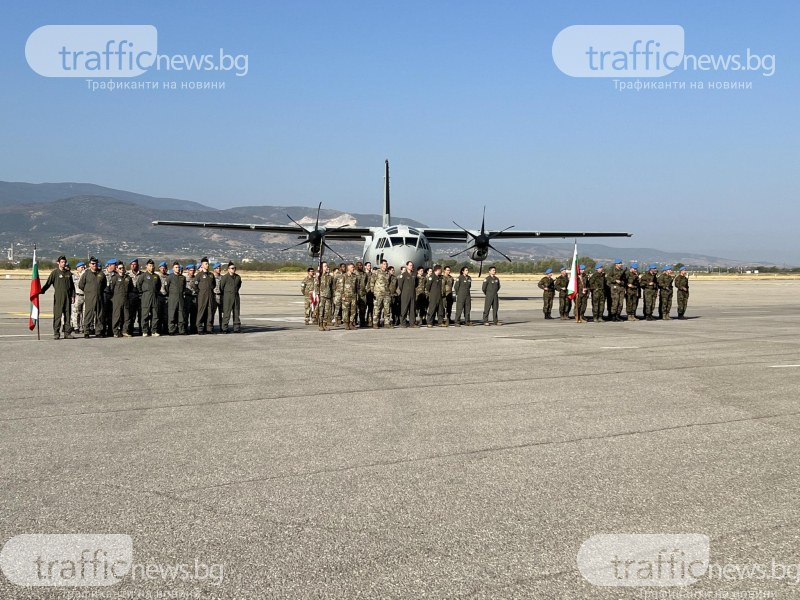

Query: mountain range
0 181 772 267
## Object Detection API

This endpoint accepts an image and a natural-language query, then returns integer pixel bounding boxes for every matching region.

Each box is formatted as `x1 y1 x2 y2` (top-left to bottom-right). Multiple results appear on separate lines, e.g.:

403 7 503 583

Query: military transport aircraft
153 161 632 273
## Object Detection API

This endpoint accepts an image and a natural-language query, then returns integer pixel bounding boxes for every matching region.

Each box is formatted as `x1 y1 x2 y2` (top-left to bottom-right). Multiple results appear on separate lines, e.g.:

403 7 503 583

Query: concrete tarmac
1 279 799 599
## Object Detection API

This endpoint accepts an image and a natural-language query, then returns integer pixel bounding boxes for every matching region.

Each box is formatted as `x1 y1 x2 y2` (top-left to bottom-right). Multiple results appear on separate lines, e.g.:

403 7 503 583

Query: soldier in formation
453 266 473 326
674 266 690 319
40 255 76 339
537 268 555 320
482 266 501 325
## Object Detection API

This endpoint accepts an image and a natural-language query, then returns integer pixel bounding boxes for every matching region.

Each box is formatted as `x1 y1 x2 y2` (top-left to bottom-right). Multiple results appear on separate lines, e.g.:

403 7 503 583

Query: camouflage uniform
674 272 689 318
625 269 641 320
71 269 85 333
537 275 555 319
332 270 344 325
318 271 334 328
658 271 675 320
415 272 428 324
606 265 626 321
588 270 606 322
183 273 199 333
577 270 590 320
639 270 659 321
554 272 571 319
301 274 315 324
341 271 360 329
369 268 391 328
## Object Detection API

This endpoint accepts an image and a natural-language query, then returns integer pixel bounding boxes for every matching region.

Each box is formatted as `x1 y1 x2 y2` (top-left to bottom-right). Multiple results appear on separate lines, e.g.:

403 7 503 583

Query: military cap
200 256 209 264
57 255 67 262
559 266 566 272
595 263 603 269
106 259 117 266
213 262 221 269
679 266 687 272
146 258 154 265
228 261 235 267
185 263 195 270
76 261 86 268
614 259 623 264
579 264 586 270
630 262 639 269
663 265 672 271
159 261 168 267
89 256 98 263
648 263 657 270
544 268 553 274
129 258 138 264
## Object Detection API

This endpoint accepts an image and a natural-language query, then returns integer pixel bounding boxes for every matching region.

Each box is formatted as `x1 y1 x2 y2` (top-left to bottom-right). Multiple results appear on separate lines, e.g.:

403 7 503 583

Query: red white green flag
567 242 579 300
29 249 41 330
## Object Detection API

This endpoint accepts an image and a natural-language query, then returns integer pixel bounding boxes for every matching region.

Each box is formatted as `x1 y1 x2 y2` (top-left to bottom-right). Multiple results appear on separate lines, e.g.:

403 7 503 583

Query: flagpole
35 244 40 340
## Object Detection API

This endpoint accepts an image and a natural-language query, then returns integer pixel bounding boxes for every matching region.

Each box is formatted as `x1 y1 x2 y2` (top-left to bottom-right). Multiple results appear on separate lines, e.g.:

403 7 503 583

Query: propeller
451 206 514 276
281 202 347 261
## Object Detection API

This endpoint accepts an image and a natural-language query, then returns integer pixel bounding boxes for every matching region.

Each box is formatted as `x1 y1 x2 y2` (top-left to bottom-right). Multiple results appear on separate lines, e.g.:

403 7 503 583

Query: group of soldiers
40 255 243 339
300 260 502 330
536 261 690 322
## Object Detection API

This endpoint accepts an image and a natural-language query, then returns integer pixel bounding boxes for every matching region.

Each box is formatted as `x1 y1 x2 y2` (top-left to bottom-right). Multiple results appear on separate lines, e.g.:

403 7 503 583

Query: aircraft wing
151 220 373 241
420 227 633 243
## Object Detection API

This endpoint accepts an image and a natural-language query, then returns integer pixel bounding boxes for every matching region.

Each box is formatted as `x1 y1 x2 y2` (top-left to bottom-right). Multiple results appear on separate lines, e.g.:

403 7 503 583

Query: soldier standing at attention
625 262 641 321
194 257 215 334
166 261 186 335
589 263 606 323
369 259 391 329
156 261 170 335
577 264 590 321
537 268 555 320
79 257 105 338
355 262 369 328
183 264 198 334
453 266 473 326
341 263 360 330
424 264 445 327
554 266 570 320
363 262 374 327
639 264 659 321
71 261 86 334
102 259 117 337
658 265 675 320
301 267 315 325
127 259 144 335
482 266 501 326
138 259 162 337
606 259 627 322
415 266 428 325
210 262 223 332
442 266 455 325
109 261 132 338
317 261 334 330
40 255 76 340
332 262 346 326
219 261 242 333
397 260 417 327
388 266 401 326
675 266 690 319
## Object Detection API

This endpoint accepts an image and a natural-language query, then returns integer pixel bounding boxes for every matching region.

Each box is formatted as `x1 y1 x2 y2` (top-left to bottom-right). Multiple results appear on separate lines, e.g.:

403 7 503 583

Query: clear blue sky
1 1 797 263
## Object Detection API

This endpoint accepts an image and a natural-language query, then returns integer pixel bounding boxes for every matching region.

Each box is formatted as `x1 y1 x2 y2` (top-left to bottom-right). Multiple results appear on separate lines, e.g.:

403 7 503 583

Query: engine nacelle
470 246 489 262
307 243 322 257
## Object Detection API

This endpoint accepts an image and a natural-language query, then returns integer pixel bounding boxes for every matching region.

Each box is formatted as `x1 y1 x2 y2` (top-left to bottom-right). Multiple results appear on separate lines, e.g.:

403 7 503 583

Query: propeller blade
478 262 483 277
488 243 512 262
452 221 477 240
480 206 486 235
488 225 515 239
286 214 309 232
314 202 322 231
449 244 476 258
322 241 346 261
281 239 309 252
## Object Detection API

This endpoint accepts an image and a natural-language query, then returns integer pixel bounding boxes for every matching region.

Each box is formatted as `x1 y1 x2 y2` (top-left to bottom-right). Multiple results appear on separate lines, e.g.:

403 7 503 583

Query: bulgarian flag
29 249 41 330
567 242 579 300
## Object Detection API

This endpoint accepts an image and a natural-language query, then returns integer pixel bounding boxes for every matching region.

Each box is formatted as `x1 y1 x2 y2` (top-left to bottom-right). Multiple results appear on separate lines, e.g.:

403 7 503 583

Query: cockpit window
390 236 403 246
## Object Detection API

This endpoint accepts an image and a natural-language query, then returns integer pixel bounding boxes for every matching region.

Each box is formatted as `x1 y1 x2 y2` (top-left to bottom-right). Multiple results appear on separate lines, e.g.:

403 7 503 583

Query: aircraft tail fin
383 159 390 228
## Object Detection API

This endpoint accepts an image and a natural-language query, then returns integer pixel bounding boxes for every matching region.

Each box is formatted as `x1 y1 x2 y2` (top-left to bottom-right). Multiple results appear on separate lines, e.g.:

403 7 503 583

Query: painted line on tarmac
248 316 306 322
600 346 640 349
768 364 800 368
